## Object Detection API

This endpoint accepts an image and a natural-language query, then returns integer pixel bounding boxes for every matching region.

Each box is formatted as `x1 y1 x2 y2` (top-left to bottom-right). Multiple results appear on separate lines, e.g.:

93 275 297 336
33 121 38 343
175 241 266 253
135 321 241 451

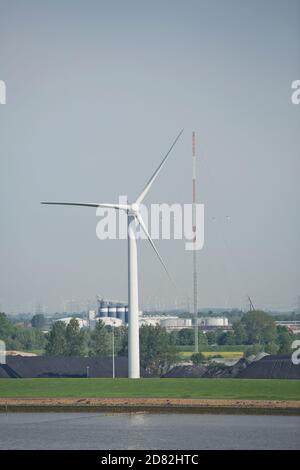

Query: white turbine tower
42 129 183 378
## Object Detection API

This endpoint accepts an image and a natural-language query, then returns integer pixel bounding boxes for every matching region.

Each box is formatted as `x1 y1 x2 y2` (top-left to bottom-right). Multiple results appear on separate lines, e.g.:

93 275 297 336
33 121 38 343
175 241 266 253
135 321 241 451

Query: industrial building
91 306 230 333
137 316 230 331
100 317 123 328
54 317 88 328
275 320 300 334
138 316 192 330
139 317 161 327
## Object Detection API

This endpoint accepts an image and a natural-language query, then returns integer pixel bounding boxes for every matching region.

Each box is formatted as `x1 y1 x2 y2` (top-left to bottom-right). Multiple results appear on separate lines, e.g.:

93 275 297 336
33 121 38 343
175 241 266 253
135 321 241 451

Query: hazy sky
0 0 299 313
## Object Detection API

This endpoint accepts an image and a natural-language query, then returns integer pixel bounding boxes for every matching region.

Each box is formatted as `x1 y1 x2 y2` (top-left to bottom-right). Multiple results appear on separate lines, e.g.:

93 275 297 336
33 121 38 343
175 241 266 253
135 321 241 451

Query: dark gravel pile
0 365 11 378
238 355 300 379
163 365 207 378
0 356 147 378
1 354 298 380
163 360 247 378
163 356 300 379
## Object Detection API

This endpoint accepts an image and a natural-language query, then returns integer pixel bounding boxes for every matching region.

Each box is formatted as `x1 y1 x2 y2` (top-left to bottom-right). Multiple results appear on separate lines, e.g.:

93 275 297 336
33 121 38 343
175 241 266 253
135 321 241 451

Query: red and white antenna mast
192 131 198 353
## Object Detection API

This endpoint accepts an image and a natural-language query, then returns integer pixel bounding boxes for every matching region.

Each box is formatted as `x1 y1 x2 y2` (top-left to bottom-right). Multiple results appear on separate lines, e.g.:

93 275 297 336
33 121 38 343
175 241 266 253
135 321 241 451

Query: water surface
0 413 299 449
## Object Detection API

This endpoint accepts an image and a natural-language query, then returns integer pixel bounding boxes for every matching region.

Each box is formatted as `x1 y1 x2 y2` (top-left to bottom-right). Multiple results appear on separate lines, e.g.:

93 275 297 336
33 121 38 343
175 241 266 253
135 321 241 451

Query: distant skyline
0 0 299 313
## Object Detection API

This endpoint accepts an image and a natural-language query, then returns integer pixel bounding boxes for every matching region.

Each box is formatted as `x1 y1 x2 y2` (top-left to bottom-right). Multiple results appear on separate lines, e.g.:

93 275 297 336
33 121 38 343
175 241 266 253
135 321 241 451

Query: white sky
0 0 299 313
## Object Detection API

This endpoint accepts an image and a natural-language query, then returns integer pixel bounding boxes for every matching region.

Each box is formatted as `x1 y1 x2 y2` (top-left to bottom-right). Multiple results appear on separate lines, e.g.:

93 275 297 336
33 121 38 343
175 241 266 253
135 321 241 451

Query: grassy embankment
0 378 299 401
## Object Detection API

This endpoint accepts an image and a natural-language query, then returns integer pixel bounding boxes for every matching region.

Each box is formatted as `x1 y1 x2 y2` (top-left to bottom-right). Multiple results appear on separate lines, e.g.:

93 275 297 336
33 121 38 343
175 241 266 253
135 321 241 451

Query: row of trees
45 319 116 356
45 319 176 375
0 313 46 351
1 310 297 374
0 313 175 375
170 328 208 348
220 311 294 354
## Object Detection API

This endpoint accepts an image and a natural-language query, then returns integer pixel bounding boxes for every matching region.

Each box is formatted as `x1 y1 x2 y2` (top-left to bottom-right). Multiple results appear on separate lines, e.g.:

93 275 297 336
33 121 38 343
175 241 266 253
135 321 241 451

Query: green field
178 351 243 359
176 345 248 352
0 378 299 401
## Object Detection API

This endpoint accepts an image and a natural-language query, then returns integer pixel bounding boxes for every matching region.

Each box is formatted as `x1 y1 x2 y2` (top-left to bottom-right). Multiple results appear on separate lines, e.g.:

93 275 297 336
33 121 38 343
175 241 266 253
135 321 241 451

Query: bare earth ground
0 397 299 414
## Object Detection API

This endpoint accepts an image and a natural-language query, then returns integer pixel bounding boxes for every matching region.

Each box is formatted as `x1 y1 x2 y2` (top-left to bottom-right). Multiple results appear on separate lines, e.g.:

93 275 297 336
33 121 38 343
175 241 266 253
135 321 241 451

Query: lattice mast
192 132 198 353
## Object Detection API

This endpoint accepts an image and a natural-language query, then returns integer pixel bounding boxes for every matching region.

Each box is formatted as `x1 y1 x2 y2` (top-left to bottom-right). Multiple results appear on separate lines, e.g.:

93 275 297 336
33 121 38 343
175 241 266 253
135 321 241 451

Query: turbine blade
41 202 129 210
135 129 184 205
136 212 175 287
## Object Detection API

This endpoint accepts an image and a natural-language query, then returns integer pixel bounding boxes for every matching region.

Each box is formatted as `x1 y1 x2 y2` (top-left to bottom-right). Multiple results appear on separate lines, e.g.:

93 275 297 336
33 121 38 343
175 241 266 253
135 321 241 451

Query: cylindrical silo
108 304 117 318
99 301 109 318
205 317 225 327
117 304 126 323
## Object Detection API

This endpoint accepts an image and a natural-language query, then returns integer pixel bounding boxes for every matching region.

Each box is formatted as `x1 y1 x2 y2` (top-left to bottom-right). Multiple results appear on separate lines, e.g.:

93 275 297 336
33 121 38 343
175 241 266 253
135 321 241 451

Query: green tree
264 341 279 355
233 321 247 344
169 328 207 349
0 313 46 351
177 328 194 345
206 331 217 345
169 330 179 345
241 310 276 345
14 327 46 351
277 326 293 354
107 324 128 355
31 314 46 329
139 324 178 376
191 352 205 365
217 331 235 345
45 321 67 355
0 312 14 343
198 330 208 349
117 325 129 355
65 318 86 355
89 319 110 356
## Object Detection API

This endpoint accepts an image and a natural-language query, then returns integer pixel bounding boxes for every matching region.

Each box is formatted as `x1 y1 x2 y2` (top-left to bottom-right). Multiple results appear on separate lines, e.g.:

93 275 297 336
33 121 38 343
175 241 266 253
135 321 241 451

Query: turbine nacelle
128 202 140 216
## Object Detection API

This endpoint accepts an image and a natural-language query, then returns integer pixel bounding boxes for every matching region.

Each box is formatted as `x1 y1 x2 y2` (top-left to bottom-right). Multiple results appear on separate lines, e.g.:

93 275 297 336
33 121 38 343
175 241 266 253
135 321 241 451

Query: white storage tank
160 318 192 330
181 318 192 328
200 317 229 327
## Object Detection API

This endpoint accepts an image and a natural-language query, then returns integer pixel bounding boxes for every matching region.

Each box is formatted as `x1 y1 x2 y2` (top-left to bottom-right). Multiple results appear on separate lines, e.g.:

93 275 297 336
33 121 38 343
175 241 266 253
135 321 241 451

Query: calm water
0 413 299 450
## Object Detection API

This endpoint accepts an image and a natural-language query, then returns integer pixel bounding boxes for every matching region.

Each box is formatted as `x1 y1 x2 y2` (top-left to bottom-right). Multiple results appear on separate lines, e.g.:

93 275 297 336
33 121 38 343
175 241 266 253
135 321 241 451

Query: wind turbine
42 129 183 378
